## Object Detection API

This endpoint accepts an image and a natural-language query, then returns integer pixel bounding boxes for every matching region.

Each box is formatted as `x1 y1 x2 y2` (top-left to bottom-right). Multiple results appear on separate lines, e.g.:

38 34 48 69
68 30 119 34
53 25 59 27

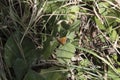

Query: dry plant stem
17 0 22 17
42 0 81 29
103 0 120 9
93 6 103 24
103 63 108 80
0 38 3 71
43 13 120 22
13 36 27 64
20 0 39 44
31 60 66 71
5 66 12 80
0 38 11 80
96 26 120 55
65 1 80 7
34 1 46 22
93 1 120 55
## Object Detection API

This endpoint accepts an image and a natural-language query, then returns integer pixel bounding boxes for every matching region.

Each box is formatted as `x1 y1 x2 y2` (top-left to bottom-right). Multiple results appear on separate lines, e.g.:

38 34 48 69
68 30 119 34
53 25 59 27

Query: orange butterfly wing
57 37 67 45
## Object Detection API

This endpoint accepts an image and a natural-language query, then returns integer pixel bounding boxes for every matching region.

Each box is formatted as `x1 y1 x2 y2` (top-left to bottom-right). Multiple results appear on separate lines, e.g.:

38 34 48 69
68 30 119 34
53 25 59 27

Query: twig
31 60 66 72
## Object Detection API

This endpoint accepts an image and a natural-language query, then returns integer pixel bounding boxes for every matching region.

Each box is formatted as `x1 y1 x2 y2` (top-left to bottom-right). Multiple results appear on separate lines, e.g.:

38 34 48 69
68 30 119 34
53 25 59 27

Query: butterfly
57 37 67 45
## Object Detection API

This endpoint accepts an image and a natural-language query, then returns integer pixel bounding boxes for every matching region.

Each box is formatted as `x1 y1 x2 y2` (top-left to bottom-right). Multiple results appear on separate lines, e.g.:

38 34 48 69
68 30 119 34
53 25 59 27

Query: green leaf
60 20 70 30
24 70 45 80
44 1 62 13
98 35 106 42
67 32 75 42
4 32 23 67
112 54 117 61
13 58 28 80
69 6 79 13
76 47 120 76
67 6 79 21
110 30 118 41
108 68 120 80
56 43 75 63
98 2 109 15
80 59 90 67
116 18 120 22
107 26 113 34
95 17 106 30
42 37 58 59
68 13 76 21
40 68 65 80
21 36 39 65
4 32 38 67
69 20 80 31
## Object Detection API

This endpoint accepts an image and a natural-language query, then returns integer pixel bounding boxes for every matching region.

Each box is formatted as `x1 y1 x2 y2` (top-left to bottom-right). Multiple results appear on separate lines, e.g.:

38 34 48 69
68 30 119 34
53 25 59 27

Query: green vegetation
1 0 120 80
